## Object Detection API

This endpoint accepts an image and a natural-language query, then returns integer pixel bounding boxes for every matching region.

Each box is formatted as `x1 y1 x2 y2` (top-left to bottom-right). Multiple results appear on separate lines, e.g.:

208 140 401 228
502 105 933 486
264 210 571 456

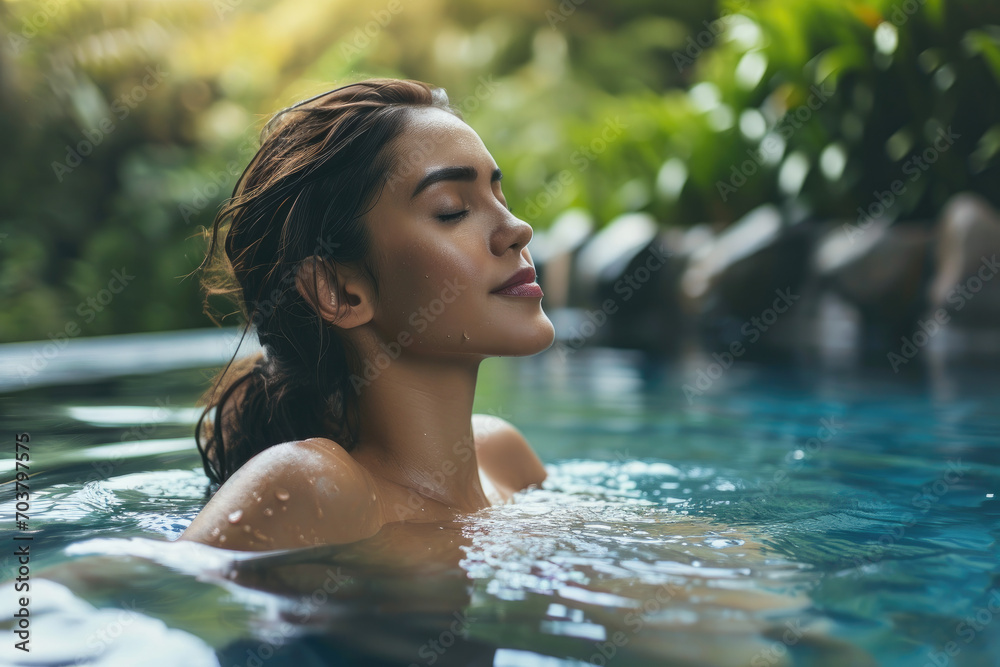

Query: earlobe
294 256 375 329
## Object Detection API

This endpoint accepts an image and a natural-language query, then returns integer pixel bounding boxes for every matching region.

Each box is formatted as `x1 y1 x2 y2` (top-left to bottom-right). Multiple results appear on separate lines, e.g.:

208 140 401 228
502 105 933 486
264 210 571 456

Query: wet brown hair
195 78 460 487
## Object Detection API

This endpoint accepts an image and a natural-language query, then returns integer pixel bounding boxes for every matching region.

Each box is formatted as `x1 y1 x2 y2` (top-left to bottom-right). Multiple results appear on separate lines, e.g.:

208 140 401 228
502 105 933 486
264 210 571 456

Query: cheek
381 241 482 325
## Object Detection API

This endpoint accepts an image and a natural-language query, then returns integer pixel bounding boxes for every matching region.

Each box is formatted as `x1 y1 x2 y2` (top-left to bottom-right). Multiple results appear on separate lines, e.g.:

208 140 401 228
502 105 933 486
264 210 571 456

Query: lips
491 266 536 293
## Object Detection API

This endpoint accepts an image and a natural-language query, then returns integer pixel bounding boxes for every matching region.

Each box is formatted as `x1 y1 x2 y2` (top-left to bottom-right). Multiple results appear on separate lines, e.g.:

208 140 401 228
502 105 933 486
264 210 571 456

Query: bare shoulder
472 414 547 493
178 438 382 551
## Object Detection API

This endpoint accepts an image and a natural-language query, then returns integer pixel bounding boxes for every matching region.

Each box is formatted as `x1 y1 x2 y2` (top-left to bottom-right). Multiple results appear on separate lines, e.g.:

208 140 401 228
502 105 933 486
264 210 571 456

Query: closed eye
437 209 469 222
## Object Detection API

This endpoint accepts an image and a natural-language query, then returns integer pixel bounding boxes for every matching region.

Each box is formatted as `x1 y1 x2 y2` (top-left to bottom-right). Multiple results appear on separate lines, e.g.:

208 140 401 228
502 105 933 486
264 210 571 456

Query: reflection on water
0 349 998 666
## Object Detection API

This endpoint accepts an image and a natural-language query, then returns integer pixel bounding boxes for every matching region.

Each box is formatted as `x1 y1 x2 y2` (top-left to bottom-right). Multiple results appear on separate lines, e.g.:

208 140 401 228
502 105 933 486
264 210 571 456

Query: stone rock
593 227 687 354
573 211 659 307
680 205 811 353
927 192 1000 327
812 217 932 348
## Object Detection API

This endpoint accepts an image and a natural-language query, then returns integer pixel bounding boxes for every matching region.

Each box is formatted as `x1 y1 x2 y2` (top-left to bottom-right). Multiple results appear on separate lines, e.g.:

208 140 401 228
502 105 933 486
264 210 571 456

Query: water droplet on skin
243 524 251 533
275 488 290 501
210 527 220 537
253 529 270 542
282 506 287 511
263 508 273 517
227 509 243 524
218 535 227 543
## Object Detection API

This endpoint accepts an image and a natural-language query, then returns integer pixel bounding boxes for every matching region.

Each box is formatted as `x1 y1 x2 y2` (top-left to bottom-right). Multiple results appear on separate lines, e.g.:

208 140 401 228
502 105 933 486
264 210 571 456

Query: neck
347 349 489 516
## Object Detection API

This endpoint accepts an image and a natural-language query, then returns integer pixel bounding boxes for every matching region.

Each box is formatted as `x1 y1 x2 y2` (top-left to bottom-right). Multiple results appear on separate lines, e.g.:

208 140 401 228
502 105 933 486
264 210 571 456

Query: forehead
387 107 495 191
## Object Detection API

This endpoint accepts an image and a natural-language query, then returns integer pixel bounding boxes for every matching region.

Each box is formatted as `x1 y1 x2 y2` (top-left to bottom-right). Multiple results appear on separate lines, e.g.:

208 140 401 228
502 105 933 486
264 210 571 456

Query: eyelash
437 203 513 222
437 209 469 222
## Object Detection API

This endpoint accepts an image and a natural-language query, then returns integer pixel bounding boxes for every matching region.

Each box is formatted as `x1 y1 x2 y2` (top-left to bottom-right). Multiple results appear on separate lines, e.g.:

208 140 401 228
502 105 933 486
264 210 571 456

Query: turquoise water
1 345 998 666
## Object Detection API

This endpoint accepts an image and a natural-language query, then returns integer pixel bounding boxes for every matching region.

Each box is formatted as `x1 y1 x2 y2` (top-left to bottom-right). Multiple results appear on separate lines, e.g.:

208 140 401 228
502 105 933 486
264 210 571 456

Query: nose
490 207 533 257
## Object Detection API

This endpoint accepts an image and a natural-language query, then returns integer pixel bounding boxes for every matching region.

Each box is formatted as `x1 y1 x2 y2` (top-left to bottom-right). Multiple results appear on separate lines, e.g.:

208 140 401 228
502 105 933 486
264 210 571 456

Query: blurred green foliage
1 0 998 342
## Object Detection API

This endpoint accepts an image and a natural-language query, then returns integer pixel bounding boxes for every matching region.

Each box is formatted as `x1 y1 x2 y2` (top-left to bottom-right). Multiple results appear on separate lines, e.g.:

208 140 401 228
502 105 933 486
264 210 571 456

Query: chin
494 318 556 357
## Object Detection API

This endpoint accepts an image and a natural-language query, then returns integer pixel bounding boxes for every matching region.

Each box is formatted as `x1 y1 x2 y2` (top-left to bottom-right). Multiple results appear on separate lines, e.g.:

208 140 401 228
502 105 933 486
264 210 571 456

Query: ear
295 256 375 329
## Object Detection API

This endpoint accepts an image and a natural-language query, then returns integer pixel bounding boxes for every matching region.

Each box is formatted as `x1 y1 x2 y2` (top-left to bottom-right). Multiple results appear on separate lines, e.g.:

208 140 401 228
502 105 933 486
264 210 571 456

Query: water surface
1 345 998 666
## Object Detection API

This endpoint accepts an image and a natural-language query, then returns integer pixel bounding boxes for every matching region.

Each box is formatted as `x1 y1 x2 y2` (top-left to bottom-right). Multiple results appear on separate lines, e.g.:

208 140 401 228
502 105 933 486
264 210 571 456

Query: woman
178 78 556 552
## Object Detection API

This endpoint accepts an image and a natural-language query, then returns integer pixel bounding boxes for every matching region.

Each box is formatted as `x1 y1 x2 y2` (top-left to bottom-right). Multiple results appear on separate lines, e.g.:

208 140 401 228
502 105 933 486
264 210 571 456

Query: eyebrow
410 166 503 200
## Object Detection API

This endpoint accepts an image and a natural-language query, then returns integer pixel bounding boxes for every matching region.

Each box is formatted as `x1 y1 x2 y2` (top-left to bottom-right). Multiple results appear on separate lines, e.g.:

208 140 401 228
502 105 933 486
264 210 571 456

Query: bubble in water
227 509 243 524
275 488 291 502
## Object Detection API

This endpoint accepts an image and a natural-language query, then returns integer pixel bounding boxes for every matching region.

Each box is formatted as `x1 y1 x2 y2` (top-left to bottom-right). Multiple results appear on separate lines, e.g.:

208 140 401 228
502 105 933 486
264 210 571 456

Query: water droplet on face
218 535 227 543
263 508 274 517
243 524 251 533
275 488 290 501
227 509 243 524
210 526 220 537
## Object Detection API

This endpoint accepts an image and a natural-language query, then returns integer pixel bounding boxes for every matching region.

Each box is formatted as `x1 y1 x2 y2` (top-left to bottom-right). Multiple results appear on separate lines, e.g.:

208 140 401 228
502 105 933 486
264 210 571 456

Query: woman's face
360 106 555 359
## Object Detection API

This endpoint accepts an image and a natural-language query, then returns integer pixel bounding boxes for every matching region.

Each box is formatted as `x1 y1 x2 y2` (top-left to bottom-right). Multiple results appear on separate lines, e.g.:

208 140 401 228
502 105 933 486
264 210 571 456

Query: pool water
1 344 998 666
